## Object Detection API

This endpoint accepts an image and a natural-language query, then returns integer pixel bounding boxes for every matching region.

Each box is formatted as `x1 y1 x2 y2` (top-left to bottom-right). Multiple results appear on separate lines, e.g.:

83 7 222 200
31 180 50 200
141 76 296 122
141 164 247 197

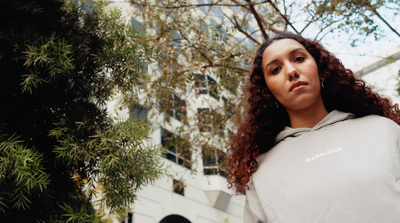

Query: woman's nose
287 65 299 81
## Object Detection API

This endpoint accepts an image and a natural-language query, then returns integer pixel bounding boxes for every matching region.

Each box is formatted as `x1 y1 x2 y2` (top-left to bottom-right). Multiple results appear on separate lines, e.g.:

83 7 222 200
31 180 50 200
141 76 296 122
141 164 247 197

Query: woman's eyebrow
290 48 305 55
265 48 305 69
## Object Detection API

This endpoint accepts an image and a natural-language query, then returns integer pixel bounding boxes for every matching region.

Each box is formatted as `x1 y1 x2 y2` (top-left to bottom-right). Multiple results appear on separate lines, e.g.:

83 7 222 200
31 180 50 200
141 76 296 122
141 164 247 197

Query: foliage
306 0 400 42
0 136 50 213
51 203 104 223
50 120 165 213
0 0 164 221
22 33 75 94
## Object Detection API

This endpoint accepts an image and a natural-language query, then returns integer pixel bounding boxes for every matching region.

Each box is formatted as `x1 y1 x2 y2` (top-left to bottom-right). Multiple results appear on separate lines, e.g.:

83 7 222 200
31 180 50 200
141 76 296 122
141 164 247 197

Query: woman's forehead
264 39 305 55
262 39 307 66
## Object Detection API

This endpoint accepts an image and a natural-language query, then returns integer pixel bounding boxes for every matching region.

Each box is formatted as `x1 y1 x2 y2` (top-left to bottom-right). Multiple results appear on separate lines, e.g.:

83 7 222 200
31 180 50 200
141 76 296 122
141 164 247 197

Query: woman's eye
271 67 281 74
294 56 305 62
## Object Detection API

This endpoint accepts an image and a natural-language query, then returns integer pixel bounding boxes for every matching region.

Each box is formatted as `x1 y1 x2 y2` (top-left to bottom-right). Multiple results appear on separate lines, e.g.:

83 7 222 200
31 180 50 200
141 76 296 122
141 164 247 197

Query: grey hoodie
244 110 400 223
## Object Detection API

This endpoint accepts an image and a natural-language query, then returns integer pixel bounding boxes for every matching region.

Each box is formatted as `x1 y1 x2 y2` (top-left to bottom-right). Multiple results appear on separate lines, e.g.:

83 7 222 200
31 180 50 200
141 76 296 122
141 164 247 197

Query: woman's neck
287 106 329 129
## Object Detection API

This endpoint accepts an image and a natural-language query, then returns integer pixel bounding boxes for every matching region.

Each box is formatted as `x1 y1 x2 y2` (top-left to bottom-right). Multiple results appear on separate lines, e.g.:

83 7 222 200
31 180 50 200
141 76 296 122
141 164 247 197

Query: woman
227 33 400 222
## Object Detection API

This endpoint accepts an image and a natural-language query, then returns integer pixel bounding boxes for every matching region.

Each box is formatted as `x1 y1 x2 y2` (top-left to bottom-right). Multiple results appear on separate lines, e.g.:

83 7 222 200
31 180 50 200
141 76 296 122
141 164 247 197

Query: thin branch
230 0 250 10
129 0 271 9
265 0 300 35
371 8 400 38
234 0 285 34
231 16 262 45
314 18 345 41
231 0 286 36
177 29 220 67
201 64 250 73
299 4 319 34
231 0 293 35
244 0 268 40
254 13 285 34
222 9 262 45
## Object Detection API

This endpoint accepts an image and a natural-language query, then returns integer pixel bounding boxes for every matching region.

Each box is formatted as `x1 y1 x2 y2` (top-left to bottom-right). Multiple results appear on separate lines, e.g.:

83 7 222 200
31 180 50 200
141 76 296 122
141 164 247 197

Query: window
129 104 147 122
198 0 207 13
131 18 146 35
222 96 234 118
121 212 133 223
173 179 185 196
78 0 95 13
194 73 218 98
210 18 227 42
138 60 148 75
161 128 191 169
211 7 224 21
127 212 133 223
197 108 211 132
170 31 181 47
199 19 210 37
202 146 227 177
169 94 186 122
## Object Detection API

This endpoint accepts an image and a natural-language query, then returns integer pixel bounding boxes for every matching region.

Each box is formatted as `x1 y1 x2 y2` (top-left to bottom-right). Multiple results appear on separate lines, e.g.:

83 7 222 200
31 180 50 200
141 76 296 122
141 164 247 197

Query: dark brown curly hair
227 33 400 195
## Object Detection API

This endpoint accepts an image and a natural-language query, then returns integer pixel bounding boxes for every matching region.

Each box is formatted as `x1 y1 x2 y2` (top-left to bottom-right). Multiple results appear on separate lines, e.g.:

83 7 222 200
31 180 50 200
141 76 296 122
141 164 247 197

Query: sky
325 31 399 71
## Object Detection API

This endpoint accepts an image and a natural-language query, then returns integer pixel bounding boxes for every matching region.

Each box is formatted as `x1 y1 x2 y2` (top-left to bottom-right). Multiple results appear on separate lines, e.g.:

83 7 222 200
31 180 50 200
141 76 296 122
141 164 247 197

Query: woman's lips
289 81 308 92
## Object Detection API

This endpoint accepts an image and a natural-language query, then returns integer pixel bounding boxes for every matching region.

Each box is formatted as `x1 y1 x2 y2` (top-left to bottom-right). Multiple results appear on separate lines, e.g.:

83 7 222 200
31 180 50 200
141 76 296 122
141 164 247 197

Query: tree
306 0 400 42
0 0 164 222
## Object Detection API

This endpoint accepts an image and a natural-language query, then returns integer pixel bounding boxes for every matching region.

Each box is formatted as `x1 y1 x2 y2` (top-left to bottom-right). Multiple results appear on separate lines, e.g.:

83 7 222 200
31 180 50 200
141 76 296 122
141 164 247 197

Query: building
103 0 252 222
354 45 400 105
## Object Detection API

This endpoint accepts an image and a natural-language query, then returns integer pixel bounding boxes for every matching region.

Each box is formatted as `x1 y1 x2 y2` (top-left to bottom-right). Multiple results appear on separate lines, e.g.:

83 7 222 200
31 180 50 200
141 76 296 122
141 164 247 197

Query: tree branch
231 16 262 45
129 0 271 9
314 18 345 41
244 0 269 40
201 64 250 73
265 0 300 35
371 8 400 38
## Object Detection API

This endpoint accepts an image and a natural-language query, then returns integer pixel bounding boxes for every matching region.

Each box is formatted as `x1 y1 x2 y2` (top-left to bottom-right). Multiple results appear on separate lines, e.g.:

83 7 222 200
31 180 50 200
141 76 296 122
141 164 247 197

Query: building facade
354 45 400 105
103 1 250 222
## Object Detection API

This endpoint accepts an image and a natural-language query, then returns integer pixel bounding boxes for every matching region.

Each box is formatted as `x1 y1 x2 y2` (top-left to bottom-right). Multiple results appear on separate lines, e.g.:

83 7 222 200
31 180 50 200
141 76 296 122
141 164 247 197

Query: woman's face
261 39 324 113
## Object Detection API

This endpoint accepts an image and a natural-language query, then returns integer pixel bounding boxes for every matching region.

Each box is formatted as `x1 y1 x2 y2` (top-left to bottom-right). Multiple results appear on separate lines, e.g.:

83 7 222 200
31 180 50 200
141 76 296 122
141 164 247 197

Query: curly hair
227 33 400 195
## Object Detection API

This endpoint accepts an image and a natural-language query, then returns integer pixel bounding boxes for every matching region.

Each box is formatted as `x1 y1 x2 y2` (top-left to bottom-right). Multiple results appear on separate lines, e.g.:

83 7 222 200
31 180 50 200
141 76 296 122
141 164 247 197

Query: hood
275 110 355 144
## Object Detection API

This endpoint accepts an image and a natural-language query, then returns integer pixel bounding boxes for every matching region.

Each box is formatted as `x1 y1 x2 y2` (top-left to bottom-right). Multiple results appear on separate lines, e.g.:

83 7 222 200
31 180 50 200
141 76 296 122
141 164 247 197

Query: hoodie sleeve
396 125 400 162
244 198 264 223
244 178 268 223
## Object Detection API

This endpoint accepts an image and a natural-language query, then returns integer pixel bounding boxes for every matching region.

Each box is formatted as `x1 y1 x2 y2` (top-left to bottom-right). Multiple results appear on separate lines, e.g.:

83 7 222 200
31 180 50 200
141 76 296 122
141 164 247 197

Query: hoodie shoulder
275 110 355 144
